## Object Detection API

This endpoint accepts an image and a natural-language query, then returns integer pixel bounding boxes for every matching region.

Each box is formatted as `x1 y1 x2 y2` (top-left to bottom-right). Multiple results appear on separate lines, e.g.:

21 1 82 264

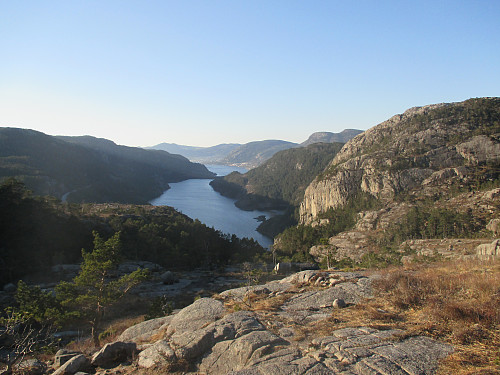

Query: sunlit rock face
300 98 500 224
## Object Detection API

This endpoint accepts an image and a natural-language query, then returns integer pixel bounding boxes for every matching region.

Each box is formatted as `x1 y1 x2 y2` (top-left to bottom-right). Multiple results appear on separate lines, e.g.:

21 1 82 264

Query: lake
150 165 275 248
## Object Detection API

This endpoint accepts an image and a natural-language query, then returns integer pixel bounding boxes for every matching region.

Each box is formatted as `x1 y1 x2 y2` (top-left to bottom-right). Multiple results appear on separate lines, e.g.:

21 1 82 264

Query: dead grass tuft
65 336 97 355
293 258 499 373
223 291 294 314
373 258 500 374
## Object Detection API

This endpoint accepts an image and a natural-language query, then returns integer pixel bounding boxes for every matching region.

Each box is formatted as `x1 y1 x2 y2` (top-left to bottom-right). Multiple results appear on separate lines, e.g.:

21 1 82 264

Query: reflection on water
150 165 274 248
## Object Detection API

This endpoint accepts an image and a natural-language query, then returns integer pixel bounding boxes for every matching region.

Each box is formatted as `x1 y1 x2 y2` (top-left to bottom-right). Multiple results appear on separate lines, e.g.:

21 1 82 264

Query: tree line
0 179 268 287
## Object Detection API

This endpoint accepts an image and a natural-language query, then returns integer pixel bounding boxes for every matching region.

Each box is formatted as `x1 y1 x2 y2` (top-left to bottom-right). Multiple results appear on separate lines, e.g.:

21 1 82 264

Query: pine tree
56 231 149 347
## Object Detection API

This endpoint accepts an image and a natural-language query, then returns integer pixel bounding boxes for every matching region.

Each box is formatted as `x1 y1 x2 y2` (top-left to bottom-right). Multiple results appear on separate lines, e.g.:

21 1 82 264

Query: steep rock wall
300 98 500 224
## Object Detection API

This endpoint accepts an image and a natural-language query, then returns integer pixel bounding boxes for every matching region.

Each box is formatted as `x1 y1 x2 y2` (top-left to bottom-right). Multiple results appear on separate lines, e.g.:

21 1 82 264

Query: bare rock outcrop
52 354 90 375
117 315 172 343
476 239 500 258
91 342 137 367
400 238 492 260
137 340 176 369
97 270 453 374
300 98 500 224
487 218 500 236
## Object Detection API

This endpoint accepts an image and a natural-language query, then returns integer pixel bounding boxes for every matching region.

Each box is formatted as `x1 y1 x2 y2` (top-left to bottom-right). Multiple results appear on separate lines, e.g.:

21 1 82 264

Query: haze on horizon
0 1 499 148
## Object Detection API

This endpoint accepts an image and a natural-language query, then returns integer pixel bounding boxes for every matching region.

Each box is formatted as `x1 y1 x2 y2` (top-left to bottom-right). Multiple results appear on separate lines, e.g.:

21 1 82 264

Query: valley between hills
0 97 499 374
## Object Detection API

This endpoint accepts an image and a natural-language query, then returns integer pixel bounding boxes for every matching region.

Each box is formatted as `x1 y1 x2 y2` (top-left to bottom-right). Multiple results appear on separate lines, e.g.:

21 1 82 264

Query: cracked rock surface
124 271 453 374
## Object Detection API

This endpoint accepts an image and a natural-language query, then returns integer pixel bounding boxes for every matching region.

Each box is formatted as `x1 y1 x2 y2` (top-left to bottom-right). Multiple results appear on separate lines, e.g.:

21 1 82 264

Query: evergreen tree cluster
378 205 485 249
274 193 381 260
215 142 344 207
0 179 267 286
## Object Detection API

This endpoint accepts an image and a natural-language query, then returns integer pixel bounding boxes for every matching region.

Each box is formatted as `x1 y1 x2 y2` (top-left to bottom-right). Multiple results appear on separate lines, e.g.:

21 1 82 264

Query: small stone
160 271 176 285
308 350 326 361
278 327 295 338
332 299 346 308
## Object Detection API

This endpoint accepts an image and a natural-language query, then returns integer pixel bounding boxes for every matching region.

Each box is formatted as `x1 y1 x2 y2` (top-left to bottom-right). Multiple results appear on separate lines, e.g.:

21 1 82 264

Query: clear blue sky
1 1 499 147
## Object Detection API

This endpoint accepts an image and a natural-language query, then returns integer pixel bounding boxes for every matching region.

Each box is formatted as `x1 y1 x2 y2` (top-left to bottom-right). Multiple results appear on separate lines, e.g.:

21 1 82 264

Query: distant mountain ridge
0 128 214 204
220 140 298 168
210 142 346 237
300 129 363 146
149 129 363 168
147 143 241 164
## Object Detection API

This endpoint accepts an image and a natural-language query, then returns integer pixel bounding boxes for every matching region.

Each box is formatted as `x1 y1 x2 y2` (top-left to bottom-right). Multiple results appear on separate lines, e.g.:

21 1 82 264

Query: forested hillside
210 142 345 237
213 142 344 206
0 179 266 286
220 140 298 168
274 97 500 264
300 129 363 146
148 142 241 163
0 129 214 204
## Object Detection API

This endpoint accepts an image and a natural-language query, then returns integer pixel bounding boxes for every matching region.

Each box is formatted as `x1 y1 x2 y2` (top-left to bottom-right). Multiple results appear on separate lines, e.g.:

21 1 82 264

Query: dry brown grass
222 290 296 314
65 315 145 354
362 258 499 374
285 258 499 373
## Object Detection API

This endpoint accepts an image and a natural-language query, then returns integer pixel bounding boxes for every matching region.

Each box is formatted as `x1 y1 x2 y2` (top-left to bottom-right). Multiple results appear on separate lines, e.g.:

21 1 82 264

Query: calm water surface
150 165 275 248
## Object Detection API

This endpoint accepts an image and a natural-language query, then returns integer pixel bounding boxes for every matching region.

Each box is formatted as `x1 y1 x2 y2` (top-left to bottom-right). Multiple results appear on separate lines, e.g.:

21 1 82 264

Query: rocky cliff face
300 98 500 224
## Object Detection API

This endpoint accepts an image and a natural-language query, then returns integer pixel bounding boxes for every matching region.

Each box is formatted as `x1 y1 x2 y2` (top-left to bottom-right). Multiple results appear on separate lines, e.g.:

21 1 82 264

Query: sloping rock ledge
64 270 453 374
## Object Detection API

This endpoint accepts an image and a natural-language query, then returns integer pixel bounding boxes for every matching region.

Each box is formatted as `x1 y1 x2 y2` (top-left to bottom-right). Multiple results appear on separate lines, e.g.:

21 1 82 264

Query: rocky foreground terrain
35 269 457 375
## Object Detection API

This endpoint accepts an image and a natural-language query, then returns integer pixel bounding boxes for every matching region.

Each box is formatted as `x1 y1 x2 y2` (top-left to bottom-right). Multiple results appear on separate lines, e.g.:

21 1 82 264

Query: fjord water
150 165 274 248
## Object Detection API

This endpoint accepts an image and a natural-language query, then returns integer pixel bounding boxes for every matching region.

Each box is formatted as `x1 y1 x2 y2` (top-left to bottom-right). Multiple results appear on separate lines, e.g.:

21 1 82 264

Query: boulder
138 339 176 368
228 347 330 375
171 311 264 361
308 327 453 375
476 239 500 258
51 264 81 280
52 354 90 375
199 330 289 374
166 297 225 336
117 315 172 343
160 270 176 285
91 341 137 367
487 219 500 236
484 188 500 200
54 349 80 368
279 270 318 284
332 298 346 308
